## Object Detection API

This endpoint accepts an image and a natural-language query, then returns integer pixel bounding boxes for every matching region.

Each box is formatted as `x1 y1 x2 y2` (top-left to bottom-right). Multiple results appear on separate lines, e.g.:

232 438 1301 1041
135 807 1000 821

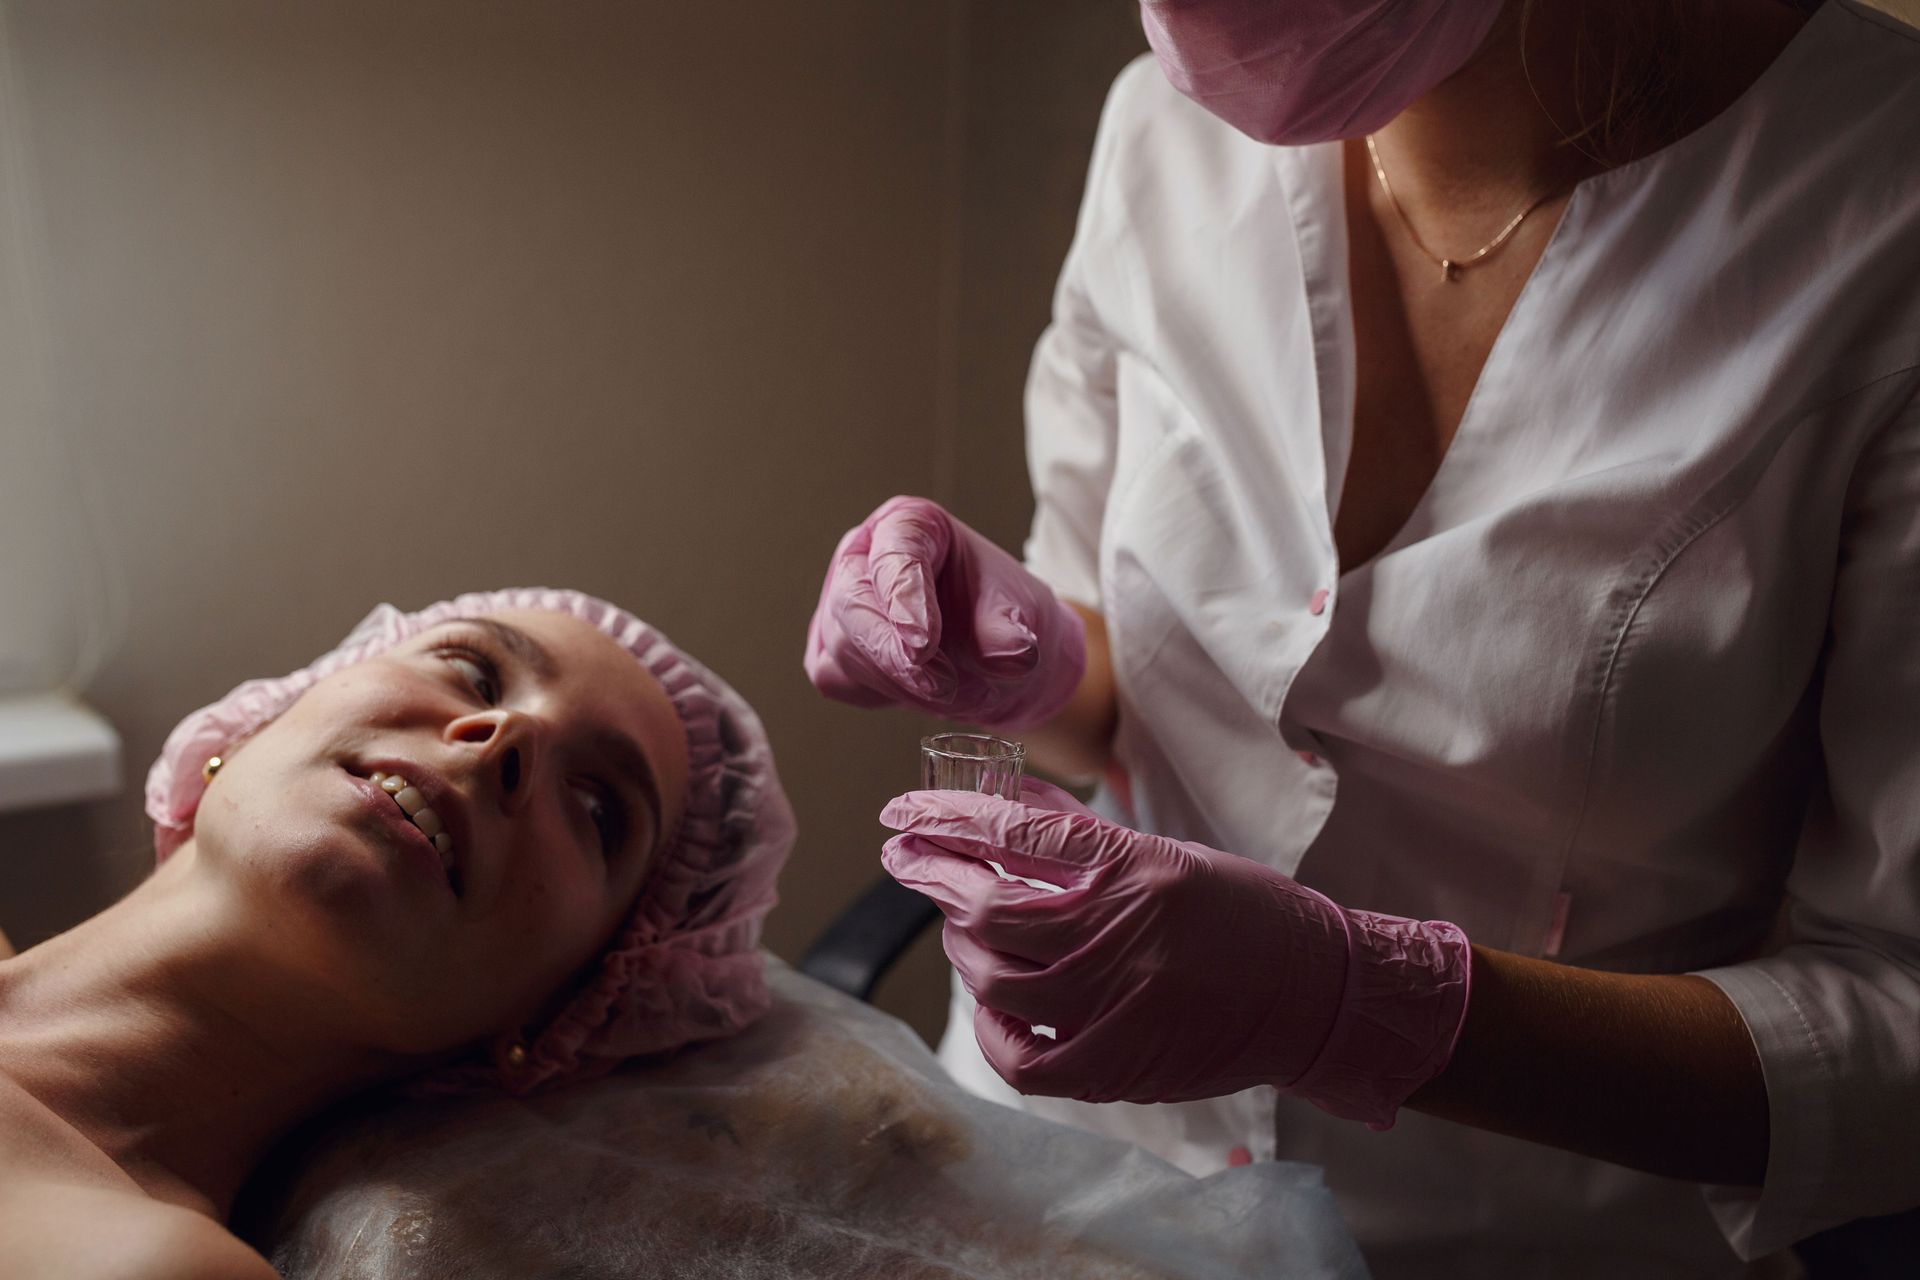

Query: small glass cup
920 732 1026 800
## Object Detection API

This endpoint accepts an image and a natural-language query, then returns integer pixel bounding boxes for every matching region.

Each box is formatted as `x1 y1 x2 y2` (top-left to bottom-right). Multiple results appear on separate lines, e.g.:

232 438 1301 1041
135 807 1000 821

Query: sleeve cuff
1691 963 1837 1259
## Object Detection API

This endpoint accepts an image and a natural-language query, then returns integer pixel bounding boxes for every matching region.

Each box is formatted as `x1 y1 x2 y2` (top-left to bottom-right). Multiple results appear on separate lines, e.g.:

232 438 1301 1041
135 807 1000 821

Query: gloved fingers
1016 776 1101 819
932 512 1048 681
882 812 1076 890
880 789 1129 878
964 587 1042 681
972 1004 1087 1099
867 492 948 531
941 921 1082 1034
882 829 1094 940
865 499 952 664
884 818 1097 893
802 609 898 708
882 833 1027 919
825 514 876 567
882 835 1072 957
827 550 957 705
978 1007 1158 1104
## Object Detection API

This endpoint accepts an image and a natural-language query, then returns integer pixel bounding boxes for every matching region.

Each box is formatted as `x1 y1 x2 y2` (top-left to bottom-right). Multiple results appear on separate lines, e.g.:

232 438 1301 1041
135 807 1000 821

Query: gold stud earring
201 756 224 782
505 1042 528 1069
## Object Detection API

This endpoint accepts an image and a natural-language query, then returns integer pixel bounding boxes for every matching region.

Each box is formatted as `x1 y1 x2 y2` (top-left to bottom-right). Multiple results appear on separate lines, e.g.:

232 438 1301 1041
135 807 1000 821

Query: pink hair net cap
144 587 795 1096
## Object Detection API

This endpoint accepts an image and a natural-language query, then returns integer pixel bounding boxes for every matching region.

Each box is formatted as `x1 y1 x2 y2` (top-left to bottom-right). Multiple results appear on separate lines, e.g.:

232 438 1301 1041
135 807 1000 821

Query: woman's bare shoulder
1 1178 277 1280
0 1080 274 1280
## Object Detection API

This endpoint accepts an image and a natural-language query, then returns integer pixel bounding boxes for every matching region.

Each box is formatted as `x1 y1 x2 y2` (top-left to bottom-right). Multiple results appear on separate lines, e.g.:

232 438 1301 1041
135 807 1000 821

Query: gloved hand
805 496 1086 730
880 780 1472 1129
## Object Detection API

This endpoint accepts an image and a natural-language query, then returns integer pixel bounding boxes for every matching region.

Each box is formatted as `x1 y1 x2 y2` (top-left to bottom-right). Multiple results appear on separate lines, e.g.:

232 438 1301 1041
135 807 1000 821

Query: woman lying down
0 588 793 1280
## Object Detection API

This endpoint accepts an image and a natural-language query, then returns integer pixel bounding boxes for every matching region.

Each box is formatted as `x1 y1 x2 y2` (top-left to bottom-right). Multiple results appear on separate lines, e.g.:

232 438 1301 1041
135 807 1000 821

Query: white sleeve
1694 375 1920 1258
1021 58 1158 611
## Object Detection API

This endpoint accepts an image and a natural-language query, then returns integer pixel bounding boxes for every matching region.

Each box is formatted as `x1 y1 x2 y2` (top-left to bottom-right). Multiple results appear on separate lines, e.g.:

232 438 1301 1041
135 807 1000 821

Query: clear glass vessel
920 732 1026 799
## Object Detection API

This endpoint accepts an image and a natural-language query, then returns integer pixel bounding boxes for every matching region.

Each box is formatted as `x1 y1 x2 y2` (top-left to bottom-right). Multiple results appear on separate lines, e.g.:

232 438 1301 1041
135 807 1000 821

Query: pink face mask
1139 0 1506 146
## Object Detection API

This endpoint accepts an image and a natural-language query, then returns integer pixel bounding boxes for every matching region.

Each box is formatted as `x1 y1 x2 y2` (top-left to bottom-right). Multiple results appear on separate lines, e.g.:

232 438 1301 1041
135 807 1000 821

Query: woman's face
186 609 691 1059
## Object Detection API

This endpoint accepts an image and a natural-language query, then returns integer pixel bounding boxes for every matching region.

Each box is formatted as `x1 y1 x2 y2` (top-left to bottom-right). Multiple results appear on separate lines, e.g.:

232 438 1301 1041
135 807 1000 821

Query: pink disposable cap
144 587 795 1095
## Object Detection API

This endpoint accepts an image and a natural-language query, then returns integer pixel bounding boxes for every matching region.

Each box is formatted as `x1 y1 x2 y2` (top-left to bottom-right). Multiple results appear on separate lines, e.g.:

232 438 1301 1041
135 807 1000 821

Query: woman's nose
447 709 540 813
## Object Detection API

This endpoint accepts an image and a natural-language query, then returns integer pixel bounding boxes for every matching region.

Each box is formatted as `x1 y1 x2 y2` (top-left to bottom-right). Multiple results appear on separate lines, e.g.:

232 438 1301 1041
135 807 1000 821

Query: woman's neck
1367 0 1812 229
0 857 393 1222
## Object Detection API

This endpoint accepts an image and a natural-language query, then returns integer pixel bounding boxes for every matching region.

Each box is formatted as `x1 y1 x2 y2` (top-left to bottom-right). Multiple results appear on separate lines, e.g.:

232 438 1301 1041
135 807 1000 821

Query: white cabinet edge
0 691 123 814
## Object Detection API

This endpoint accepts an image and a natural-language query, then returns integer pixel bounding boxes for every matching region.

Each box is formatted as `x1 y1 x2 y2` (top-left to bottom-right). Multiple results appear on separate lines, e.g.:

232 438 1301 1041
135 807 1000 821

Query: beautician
807 1 1920 1275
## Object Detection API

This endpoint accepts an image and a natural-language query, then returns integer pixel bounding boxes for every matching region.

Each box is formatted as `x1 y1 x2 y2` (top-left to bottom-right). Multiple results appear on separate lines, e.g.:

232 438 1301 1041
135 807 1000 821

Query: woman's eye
571 781 622 859
444 652 501 704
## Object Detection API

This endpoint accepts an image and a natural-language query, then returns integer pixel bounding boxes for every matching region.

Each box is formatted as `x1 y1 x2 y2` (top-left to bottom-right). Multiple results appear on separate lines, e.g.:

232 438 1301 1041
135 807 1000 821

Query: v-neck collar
1268 0 1838 585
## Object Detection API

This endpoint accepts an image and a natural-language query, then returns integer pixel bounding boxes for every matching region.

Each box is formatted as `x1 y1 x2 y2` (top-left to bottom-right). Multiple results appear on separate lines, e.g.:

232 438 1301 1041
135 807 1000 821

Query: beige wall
950 2 1147 549
871 1 1147 1030
0 0 1142 1046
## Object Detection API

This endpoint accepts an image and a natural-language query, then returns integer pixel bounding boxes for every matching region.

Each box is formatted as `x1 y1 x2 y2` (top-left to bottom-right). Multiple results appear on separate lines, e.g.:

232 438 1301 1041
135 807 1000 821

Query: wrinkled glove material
881 780 1471 1130
805 495 1086 730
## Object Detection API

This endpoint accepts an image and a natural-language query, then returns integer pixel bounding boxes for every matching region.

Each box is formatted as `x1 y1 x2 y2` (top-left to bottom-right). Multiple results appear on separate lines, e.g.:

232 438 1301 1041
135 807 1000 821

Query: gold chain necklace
1364 134 1560 284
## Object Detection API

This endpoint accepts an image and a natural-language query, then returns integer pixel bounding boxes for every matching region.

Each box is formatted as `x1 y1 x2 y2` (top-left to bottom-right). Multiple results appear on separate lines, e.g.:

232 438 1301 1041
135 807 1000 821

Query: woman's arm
1416 389 1920 1205
1407 947 1768 1186
1017 602 1117 784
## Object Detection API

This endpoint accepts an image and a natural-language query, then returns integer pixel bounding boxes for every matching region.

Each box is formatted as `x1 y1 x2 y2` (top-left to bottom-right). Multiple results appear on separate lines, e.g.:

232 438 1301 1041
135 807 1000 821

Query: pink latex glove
880 780 1472 1129
805 496 1086 731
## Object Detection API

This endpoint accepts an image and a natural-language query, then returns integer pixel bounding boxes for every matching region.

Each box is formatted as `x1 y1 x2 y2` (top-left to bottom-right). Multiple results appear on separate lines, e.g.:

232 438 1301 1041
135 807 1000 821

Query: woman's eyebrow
465 617 559 681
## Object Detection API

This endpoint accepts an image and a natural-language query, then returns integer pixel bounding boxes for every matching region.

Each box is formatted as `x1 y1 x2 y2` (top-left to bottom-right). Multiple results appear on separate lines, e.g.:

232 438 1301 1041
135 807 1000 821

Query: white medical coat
938 3 1920 1276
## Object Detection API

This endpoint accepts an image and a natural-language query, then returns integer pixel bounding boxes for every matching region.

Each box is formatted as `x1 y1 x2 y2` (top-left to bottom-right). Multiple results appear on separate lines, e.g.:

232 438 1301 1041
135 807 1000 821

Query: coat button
1308 588 1330 616
1228 1146 1253 1167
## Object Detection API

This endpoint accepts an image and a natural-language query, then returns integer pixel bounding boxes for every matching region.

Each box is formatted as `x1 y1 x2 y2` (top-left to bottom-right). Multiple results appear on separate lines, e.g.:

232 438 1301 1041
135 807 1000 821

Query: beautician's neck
0 858 392 1222
1368 0 1809 217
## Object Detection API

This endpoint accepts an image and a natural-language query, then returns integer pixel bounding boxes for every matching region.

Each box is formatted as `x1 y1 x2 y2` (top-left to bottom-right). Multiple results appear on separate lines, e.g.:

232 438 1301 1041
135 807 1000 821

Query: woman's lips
346 760 474 898
344 770 458 897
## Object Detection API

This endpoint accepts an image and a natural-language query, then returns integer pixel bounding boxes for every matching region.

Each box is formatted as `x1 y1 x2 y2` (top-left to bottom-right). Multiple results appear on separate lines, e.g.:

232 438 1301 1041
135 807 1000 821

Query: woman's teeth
369 771 455 870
